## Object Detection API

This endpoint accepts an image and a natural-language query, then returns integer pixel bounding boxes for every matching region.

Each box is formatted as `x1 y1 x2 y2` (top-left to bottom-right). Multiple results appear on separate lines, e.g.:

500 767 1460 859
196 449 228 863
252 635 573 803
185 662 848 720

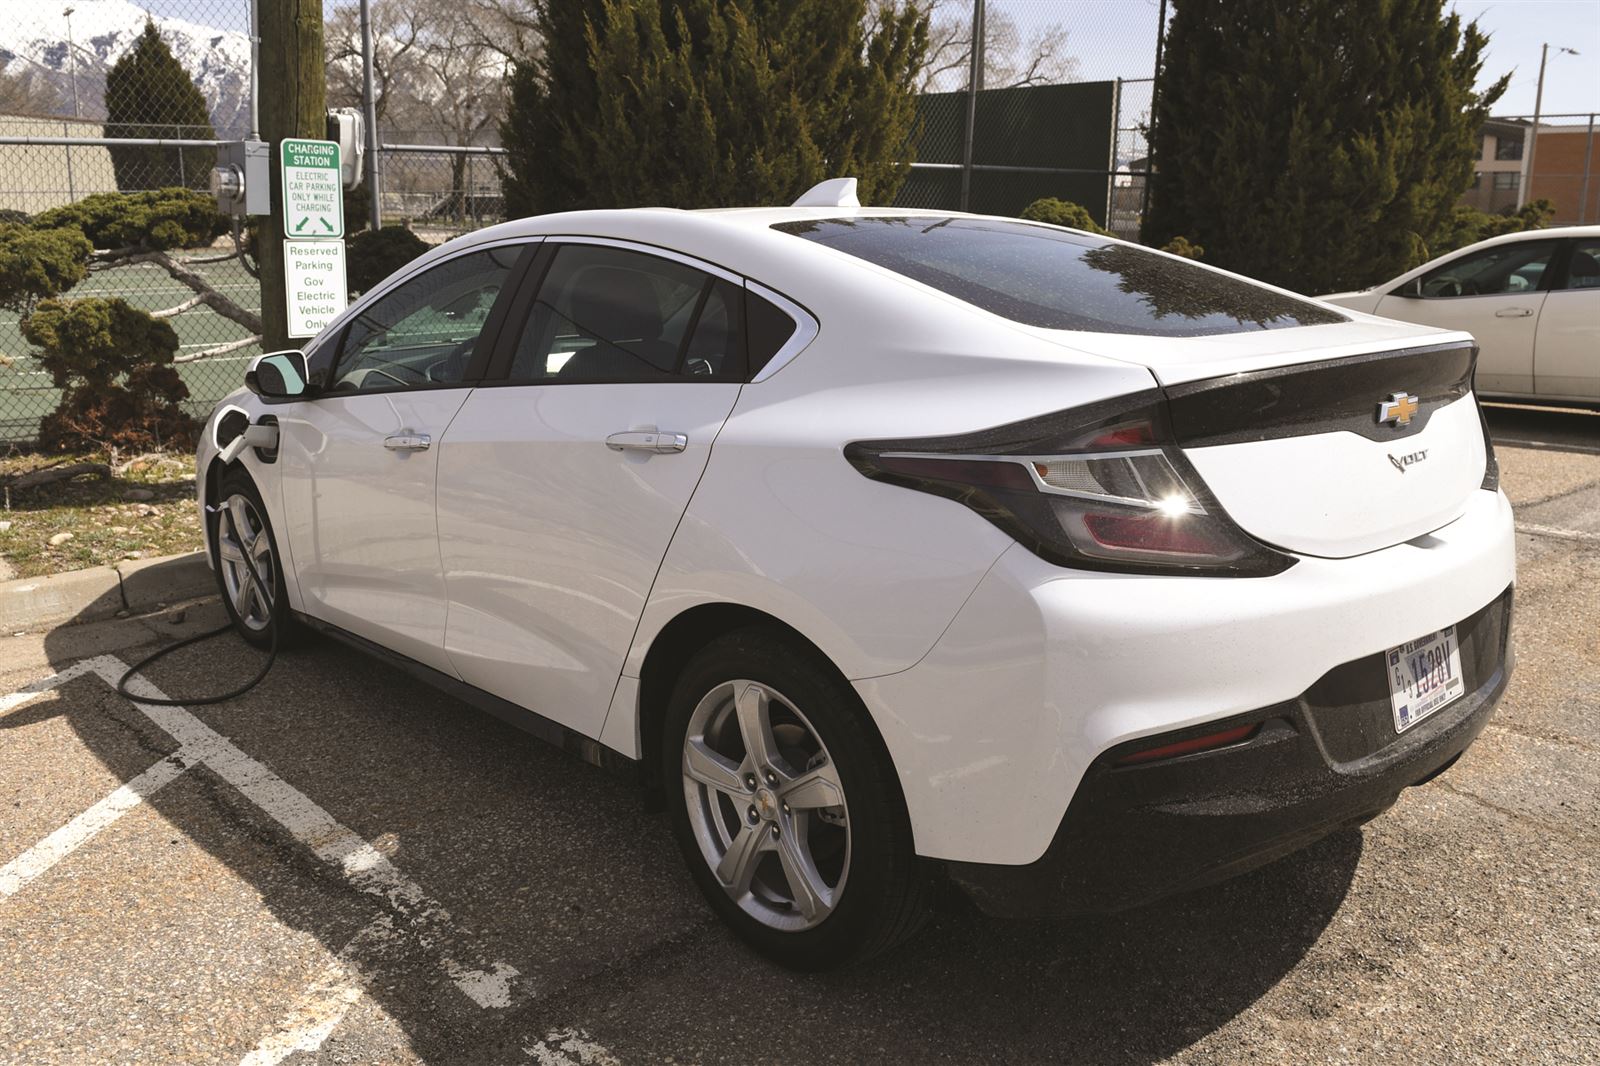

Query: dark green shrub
346 226 431 295
1019 197 1109 235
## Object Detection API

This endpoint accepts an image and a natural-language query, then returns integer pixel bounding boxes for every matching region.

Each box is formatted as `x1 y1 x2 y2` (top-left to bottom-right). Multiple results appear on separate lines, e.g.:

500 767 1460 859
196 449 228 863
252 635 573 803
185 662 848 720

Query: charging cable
115 502 281 705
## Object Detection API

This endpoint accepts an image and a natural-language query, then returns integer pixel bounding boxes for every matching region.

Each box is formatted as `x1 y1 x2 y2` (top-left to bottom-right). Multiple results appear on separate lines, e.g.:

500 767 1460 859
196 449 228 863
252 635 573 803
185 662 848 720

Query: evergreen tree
1142 0 1506 293
104 20 218 191
502 0 928 215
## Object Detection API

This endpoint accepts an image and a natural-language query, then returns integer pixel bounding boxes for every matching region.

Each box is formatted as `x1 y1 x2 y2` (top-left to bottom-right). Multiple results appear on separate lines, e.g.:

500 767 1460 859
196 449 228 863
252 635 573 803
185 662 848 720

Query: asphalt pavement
1 405 1596 1065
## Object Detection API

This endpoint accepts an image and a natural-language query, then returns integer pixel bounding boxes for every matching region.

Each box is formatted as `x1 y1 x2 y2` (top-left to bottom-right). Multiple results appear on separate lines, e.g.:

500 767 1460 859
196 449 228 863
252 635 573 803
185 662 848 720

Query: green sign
281 138 343 239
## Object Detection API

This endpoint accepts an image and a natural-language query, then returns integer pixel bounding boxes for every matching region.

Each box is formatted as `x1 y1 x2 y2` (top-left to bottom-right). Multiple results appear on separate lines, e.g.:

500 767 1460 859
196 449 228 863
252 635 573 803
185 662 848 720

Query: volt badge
1377 391 1420 427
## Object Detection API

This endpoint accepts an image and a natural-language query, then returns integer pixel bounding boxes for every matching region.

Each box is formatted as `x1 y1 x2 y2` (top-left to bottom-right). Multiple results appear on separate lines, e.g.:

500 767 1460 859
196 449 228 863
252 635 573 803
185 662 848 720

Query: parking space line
2 654 526 1060
1516 522 1600 543
237 918 385 1066
0 658 99 716
0 750 195 899
97 655 524 1009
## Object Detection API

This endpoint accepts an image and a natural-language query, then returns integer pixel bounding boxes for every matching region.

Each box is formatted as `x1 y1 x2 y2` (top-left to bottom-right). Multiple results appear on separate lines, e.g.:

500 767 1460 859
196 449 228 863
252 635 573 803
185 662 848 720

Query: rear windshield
771 217 1345 337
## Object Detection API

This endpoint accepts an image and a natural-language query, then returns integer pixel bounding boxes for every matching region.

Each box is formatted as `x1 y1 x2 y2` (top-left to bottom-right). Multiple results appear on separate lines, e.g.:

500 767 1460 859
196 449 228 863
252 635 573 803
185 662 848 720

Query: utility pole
1523 43 1579 208
959 0 985 212
256 0 327 351
359 0 382 230
63 7 80 119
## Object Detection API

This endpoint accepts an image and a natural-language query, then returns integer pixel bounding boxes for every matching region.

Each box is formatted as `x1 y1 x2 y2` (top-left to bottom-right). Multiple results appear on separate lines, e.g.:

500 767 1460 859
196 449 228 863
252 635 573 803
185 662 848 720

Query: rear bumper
946 587 1512 917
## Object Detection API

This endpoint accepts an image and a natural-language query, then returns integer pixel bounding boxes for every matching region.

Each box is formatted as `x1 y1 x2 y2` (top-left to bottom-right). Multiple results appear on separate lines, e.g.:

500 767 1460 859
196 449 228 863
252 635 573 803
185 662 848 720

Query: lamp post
63 6 80 119
1523 43 1579 208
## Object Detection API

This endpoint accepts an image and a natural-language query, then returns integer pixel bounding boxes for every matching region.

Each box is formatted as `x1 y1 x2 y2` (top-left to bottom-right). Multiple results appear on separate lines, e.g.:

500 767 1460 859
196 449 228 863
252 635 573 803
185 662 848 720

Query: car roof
1447 224 1600 251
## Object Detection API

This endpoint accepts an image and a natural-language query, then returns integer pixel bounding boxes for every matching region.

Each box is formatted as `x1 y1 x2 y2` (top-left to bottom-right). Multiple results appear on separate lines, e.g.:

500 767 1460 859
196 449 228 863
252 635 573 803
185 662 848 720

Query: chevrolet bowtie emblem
1377 391 1420 427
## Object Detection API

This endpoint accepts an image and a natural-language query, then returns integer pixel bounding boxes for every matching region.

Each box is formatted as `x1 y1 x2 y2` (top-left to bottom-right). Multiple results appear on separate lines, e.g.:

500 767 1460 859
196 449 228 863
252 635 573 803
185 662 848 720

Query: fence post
62 121 75 202
1581 113 1595 225
960 0 984 212
359 0 382 230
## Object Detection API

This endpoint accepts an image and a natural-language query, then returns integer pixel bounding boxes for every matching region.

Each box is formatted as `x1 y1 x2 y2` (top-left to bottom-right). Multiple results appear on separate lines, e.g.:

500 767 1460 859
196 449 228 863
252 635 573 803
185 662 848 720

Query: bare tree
916 0 1078 93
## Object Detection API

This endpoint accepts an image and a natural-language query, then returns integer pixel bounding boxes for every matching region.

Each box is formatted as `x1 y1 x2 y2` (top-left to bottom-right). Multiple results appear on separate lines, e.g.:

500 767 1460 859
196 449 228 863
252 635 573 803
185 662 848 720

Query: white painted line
1 654 530 1063
0 751 194 899
237 917 386 1066
1516 522 1600 543
524 1029 624 1065
1494 437 1600 456
98 655 522 1009
0 658 98 716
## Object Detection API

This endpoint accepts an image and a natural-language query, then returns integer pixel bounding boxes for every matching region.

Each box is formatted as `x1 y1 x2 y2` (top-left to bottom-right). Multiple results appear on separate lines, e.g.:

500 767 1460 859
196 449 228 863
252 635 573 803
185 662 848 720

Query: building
1464 116 1599 224
0 114 119 214
1527 119 1600 225
1463 118 1528 215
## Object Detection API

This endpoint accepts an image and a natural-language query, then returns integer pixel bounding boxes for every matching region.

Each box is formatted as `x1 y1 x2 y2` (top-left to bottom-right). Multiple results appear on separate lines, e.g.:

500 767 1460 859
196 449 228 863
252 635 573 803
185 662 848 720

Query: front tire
209 466 292 649
662 628 933 969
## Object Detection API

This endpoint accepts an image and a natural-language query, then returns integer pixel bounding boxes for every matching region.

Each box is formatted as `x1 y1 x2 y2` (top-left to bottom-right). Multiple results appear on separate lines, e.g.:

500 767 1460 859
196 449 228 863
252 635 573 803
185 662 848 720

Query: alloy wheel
217 492 275 632
681 679 851 932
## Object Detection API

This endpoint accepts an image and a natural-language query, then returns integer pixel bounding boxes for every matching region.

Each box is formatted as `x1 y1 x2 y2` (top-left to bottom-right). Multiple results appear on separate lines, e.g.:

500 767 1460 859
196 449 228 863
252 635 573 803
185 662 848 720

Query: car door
277 241 532 673
1534 237 1600 400
434 239 751 737
1372 238 1561 397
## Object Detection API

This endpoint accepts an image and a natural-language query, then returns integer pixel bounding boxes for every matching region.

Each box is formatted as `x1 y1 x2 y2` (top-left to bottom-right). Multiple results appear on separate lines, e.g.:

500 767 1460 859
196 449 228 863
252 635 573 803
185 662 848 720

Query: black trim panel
1165 341 1477 446
292 611 640 779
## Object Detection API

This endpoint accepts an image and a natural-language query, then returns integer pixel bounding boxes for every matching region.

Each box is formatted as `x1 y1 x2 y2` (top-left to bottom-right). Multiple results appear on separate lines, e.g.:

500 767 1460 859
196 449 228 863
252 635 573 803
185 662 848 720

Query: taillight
845 390 1294 576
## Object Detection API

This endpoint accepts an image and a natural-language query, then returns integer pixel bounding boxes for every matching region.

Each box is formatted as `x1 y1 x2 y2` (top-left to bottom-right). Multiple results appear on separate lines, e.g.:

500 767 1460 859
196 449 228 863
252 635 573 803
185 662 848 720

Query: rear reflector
1115 723 1260 765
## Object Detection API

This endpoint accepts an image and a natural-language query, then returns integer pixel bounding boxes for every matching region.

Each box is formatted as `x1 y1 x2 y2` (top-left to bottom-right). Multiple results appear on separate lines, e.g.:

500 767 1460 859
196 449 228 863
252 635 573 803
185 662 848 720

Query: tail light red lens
1114 723 1261 765
845 390 1294 577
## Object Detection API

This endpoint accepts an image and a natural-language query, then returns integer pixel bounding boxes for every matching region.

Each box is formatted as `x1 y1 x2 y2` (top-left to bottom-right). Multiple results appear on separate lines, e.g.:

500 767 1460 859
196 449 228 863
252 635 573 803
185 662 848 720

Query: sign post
280 137 348 338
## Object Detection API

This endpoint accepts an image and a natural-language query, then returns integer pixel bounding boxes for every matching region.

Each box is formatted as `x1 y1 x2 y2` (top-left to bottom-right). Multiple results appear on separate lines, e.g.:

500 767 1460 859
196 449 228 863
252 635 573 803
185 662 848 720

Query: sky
80 0 1600 118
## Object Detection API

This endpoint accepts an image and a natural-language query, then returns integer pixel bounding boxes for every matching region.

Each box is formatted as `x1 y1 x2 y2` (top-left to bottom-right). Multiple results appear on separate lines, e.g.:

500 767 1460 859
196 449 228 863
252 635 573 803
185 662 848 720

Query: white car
199 181 1515 969
1323 226 1600 404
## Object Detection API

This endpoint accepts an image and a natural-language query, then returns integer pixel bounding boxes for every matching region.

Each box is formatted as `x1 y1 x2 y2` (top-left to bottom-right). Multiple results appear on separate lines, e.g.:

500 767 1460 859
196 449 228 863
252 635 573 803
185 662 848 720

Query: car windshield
772 216 1346 337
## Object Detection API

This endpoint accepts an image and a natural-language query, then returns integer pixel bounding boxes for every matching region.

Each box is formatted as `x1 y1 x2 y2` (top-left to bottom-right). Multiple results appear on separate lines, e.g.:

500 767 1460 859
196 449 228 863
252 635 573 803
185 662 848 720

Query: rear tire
662 627 934 969
209 466 294 649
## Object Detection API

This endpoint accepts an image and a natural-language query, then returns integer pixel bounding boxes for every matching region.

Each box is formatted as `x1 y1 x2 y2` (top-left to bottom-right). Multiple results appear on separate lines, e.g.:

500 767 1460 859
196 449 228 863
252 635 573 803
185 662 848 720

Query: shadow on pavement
22 600 1360 1064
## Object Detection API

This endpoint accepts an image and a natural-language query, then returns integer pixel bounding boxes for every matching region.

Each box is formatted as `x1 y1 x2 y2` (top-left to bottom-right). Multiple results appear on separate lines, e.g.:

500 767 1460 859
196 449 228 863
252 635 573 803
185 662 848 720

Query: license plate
1386 625 1465 733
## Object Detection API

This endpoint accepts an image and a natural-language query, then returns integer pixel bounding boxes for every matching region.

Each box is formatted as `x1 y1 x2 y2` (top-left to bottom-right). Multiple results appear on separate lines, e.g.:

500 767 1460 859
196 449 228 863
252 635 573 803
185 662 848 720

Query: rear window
771 217 1345 337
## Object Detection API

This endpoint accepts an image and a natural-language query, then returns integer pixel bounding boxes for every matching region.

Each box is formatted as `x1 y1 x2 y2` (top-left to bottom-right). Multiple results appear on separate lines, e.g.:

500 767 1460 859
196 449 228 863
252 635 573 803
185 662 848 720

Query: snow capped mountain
0 0 251 135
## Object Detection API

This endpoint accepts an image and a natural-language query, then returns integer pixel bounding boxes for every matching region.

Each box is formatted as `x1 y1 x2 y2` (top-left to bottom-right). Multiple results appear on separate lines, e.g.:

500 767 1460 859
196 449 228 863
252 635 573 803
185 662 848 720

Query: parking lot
1 405 1596 1065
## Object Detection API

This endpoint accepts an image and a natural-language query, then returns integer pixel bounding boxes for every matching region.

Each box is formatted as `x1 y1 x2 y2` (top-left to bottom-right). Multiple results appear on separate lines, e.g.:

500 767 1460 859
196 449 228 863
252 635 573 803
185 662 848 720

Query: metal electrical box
210 139 270 217
326 108 366 190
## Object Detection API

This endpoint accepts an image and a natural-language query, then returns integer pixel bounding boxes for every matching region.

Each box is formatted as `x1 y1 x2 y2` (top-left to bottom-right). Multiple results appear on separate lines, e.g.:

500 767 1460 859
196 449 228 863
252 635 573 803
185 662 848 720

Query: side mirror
245 350 311 398
1392 278 1424 299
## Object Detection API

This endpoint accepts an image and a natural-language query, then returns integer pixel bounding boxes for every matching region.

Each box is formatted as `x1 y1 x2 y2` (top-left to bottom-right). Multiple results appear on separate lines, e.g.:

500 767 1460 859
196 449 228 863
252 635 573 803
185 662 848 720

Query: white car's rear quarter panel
857 488 1515 865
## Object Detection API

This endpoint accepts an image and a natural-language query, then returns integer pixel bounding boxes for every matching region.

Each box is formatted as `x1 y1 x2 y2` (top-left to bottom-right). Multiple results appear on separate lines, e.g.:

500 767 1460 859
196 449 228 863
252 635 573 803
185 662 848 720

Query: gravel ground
0 407 1595 1065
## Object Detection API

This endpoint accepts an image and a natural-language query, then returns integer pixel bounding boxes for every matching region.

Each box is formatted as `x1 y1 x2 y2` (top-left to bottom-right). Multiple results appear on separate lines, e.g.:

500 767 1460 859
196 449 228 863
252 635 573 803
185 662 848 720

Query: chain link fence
1472 113 1599 226
1 0 256 447
0 0 1165 448
898 0 1160 237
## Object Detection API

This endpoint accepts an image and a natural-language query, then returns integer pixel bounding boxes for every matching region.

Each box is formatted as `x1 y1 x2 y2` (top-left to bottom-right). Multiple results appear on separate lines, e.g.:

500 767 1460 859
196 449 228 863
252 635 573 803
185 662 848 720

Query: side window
1563 240 1600 290
328 246 520 393
745 289 798 378
508 245 744 382
1416 241 1557 299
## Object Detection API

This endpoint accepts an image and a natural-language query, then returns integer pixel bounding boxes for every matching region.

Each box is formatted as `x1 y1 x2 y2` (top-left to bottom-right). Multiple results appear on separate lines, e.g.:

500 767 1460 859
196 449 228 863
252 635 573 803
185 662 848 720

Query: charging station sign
284 239 348 338
281 138 344 239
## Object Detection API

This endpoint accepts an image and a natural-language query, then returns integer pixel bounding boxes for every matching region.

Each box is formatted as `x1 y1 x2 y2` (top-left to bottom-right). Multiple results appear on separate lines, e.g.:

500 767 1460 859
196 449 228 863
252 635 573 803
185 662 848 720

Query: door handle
383 432 432 451
1494 307 1534 318
605 430 688 454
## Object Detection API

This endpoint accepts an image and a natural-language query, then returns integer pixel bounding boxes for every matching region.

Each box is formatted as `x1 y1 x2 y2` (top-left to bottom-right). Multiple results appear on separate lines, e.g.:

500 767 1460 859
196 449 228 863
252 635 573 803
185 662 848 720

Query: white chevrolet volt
199 180 1515 969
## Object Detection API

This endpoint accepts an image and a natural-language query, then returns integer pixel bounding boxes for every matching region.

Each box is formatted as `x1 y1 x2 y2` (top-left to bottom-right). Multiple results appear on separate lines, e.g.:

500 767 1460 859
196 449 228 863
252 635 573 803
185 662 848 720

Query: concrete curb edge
0 551 214 632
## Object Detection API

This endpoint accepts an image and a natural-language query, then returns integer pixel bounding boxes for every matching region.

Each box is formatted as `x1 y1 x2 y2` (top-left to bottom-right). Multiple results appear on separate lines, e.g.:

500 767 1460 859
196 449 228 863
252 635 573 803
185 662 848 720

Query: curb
0 551 214 632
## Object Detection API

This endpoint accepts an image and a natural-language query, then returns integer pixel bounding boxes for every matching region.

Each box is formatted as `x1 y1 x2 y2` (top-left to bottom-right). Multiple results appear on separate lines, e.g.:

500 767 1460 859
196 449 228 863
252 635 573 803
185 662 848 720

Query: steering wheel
1431 277 1465 298
425 337 476 383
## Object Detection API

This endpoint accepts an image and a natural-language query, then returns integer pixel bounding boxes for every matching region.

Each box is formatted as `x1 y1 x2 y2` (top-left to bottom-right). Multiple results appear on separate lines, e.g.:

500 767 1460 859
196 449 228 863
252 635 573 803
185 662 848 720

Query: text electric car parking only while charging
200 179 1514 969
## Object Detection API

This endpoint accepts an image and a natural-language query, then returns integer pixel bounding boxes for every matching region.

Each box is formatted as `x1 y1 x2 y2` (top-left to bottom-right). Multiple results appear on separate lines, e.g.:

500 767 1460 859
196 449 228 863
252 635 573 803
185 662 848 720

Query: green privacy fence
894 80 1125 226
